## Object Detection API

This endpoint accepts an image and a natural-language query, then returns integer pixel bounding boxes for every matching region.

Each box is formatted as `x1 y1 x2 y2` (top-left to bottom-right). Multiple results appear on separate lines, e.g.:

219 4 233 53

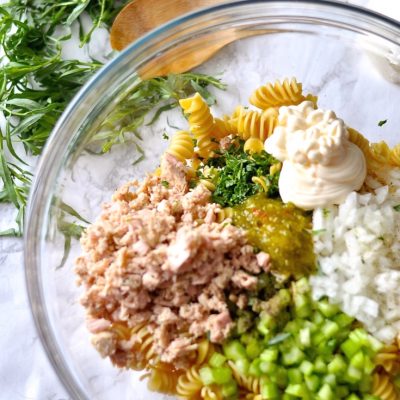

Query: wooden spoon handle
110 0 224 51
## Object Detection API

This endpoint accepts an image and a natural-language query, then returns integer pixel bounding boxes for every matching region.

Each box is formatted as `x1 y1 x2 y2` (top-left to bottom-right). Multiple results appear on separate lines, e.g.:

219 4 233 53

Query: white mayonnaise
264 101 367 209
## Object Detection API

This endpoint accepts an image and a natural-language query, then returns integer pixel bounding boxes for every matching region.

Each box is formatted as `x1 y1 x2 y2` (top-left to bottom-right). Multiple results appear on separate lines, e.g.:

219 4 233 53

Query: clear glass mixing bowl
25 1 400 399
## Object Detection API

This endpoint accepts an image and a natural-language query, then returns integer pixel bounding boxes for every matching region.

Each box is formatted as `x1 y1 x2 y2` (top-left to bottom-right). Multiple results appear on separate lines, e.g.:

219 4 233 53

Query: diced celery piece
223 340 247 361
260 361 277 374
350 351 364 369
285 321 300 334
212 366 232 385
260 348 279 362
273 366 288 388
349 329 369 346
328 354 346 375
318 339 337 359
317 383 334 400
323 374 336 387
282 347 305 366
300 360 314 376
261 380 279 399
321 320 339 338
221 380 238 398
362 396 380 400
345 365 363 384
345 395 361 400
240 332 255 345
313 311 324 325
235 358 250 375
362 357 375 375
305 374 320 392
358 375 372 393
285 383 308 397
341 338 362 359
282 394 297 400
334 313 354 328
249 358 262 377
366 334 383 353
317 299 340 318
294 293 311 314
295 277 310 293
299 327 311 348
288 368 303 384
199 366 214 385
246 338 262 359
209 352 227 368
314 356 327 374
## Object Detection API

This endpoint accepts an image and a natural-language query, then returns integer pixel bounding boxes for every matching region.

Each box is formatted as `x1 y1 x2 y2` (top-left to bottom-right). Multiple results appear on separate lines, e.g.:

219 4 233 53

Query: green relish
232 193 315 276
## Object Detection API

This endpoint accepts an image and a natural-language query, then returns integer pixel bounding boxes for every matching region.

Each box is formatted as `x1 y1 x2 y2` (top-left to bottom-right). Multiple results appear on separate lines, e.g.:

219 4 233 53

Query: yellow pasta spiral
249 78 305 109
230 106 278 142
251 176 269 192
372 371 399 400
390 144 400 167
244 138 264 154
109 322 131 340
180 93 218 158
128 323 158 370
146 362 182 395
370 141 392 168
375 345 400 375
348 127 371 158
199 179 216 192
215 207 234 223
195 340 216 366
213 117 232 140
166 130 194 163
228 360 262 395
176 366 204 399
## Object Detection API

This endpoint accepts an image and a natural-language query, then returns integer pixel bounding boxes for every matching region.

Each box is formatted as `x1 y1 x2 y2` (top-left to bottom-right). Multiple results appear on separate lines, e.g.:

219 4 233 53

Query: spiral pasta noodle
199 179 216 192
375 345 400 375
128 323 158 370
166 130 195 163
250 78 306 110
390 144 400 167
229 106 278 142
372 371 399 400
251 176 269 192
215 207 234 223
244 138 264 154
228 361 262 395
146 362 182 395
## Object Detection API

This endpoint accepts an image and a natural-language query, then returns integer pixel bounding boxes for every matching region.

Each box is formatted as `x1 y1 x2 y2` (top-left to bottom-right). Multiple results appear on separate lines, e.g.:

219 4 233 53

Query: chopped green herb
378 119 387 127
394 204 400 212
161 180 170 188
205 140 280 207
162 132 170 140
322 208 330 217
312 229 327 236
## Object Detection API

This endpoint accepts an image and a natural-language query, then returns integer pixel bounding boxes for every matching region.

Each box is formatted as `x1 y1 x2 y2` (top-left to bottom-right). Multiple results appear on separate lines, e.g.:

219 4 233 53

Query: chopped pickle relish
232 193 315 276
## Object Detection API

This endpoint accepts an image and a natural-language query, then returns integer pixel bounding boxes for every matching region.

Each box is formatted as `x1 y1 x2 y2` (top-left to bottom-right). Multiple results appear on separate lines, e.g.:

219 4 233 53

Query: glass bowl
24 1 400 399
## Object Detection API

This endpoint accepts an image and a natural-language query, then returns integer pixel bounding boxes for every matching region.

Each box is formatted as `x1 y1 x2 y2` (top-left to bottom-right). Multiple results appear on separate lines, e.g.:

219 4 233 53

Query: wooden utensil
110 0 266 78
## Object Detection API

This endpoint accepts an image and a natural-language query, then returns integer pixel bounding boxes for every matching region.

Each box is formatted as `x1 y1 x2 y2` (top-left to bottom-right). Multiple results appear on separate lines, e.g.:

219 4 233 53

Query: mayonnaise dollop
264 101 367 209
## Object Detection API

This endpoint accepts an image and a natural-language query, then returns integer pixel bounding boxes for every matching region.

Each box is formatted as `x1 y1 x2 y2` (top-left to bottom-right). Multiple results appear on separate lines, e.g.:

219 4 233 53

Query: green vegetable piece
335 385 349 398
333 313 354 328
246 338 262 359
321 320 340 339
261 380 280 399
317 384 334 400
199 366 214 385
212 366 232 385
260 348 279 363
285 383 309 398
305 375 320 392
345 395 361 400
260 361 277 374
209 352 227 368
279 289 292 306
288 368 303 384
345 365 363 384
327 355 347 375
341 339 362 359
350 351 365 369
299 327 311 348
323 374 336 387
273 366 288 388
363 357 376 375
300 360 314 376
314 357 327 374
223 340 247 361
317 300 340 318
221 380 238 398
283 347 305 366
249 358 262 377
235 359 250 376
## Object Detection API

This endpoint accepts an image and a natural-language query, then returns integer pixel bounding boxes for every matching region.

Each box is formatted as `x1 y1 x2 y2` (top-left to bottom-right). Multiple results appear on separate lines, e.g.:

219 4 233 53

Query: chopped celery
235 359 250 375
327 354 346 375
346 395 361 400
212 366 232 385
321 320 339 338
285 383 309 397
334 313 354 328
260 361 277 374
317 299 340 318
261 380 279 399
223 340 247 361
341 339 362 359
350 351 364 369
260 348 279 362
246 338 262 359
323 373 336 387
209 352 227 368
336 385 349 398
317 383 334 400
299 327 311 347
282 347 305 366
288 368 303 384
273 366 288 388
221 380 238 398
345 365 363 384
305 374 320 392
199 366 214 385
299 360 314 376
314 356 327 374
248 358 262 377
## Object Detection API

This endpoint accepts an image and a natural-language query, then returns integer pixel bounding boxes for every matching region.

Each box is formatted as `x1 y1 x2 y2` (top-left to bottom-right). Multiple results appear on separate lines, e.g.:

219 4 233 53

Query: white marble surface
1 0 399 399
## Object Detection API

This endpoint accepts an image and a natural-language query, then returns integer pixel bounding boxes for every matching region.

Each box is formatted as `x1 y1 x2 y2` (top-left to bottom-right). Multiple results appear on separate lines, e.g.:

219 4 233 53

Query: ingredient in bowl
311 185 400 343
232 193 315 276
265 101 367 209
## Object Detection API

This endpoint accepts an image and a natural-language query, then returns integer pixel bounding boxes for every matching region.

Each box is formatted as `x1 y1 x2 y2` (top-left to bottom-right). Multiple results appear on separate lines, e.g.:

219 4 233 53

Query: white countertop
1 0 399 399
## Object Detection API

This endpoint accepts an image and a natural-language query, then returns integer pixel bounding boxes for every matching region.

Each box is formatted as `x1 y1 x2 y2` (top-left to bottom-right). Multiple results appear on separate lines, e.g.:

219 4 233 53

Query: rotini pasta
244 138 264 154
128 323 158 370
375 345 400 375
369 141 392 169
166 130 195 163
229 106 278 142
348 127 371 158
146 362 182 395
179 93 218 158
372 371 399 400
215 207 234 223
199 179 216 192
227 361 261 395
390 144 400 167
249 78 305 110
176 366 204 399
251 176 269 192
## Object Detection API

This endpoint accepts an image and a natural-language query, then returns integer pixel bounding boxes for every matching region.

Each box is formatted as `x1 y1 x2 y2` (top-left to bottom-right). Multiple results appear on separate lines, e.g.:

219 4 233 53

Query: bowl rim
24 1 400 398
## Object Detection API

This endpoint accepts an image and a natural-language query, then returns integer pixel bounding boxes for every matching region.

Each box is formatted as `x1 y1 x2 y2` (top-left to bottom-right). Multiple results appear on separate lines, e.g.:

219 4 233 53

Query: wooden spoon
110 0 266 78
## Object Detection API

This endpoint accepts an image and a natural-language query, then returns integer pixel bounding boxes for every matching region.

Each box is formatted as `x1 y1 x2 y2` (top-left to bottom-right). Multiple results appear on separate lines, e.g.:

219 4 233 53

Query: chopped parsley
394 204 400 212
161 180 170 188
162 132 169 140
204 140 280 207
378 119 388 127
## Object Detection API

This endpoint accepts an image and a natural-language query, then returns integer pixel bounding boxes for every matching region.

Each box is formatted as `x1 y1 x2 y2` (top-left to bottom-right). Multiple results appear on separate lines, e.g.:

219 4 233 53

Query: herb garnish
394 204 400 212
378 119 388 127
0 1 225 236
204 140 280 207
161 180 169 188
